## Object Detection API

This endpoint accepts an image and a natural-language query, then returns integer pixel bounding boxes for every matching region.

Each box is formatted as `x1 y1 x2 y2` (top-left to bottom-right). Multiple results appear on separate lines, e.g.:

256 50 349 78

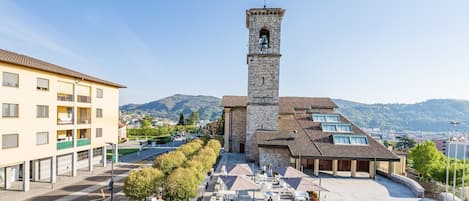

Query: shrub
206 139 221 155
123 167 164 201
166 168 198 201
153 151 186 175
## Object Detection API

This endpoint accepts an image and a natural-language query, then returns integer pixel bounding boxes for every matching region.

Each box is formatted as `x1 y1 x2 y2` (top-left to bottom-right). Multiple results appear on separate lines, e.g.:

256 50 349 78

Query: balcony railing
57 93 74 102
57 118 73 125
77 95 91 103
57 141 73 150
78 119 91 124
77 138 90 146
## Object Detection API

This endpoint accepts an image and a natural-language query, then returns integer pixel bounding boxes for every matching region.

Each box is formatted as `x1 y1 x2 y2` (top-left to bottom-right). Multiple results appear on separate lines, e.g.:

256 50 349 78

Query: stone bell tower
245 8 285 162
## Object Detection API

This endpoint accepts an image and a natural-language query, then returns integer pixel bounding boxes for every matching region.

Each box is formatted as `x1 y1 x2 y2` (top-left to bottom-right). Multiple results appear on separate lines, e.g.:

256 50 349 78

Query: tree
141 119 152 129
206 139 221 156
216 111 225 135
177 142 202 157
178 112 185 125
166 168 199 201
153 151 187 175
186 110 200 125
408 141 445 179
123 168 164 201
396 135 416 151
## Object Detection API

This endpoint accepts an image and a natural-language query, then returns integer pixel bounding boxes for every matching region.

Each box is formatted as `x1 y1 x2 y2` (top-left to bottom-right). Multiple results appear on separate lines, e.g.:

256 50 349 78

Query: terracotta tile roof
221 96 337 113
0 49 126 88
257 112 400 161
221 96 247 108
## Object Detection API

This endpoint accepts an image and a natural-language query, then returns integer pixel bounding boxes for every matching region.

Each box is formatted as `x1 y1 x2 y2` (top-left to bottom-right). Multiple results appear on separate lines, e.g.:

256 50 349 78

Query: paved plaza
206 152 436 201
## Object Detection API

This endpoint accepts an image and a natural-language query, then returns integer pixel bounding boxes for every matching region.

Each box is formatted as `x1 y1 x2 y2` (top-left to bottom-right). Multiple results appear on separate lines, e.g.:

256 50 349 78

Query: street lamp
106 142 115 201
447 121 469 201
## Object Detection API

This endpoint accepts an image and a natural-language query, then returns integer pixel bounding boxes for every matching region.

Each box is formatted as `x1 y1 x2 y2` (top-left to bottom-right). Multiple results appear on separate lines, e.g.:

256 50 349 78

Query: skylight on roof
312 114 340 122
321 123 352 132
333 134 368 145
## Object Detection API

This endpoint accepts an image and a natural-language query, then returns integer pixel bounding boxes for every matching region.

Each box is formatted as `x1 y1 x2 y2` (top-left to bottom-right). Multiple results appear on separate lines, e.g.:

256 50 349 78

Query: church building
221 8 399 177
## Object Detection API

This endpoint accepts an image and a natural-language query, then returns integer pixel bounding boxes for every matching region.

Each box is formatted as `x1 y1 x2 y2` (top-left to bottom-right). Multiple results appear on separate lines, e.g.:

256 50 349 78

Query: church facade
221 8 399 177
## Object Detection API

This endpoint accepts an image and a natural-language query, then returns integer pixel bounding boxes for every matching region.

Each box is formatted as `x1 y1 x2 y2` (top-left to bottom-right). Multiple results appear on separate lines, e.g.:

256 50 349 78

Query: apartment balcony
77 138 90 146
78 108 91 124
57 93 74 102
57 130 73 150
77 95 91 103
77 129 91 146
57 141 73 150
57 106 73 125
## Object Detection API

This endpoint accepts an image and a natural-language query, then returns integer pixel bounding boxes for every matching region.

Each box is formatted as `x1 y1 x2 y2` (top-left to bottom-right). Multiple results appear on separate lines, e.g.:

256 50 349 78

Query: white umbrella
219 175 259 200
272 166 309 178
281 177 329 192
226 163 254 176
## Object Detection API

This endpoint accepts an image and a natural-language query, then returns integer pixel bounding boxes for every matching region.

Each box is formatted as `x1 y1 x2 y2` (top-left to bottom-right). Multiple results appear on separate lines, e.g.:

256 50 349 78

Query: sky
1 0 469 105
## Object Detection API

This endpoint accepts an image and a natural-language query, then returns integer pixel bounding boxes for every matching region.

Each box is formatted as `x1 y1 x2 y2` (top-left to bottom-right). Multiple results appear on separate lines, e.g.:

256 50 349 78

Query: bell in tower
259 28 270 52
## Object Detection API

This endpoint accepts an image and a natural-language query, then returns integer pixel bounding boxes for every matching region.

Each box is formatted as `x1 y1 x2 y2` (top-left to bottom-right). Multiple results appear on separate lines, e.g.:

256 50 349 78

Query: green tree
141 119 152 129
123 168 164 201
177 142 202 157
153 151 187 175
206 139 221 156
178 112 185 125
186 110 200 125
408 141 445 179
216 111 225 135
396 135 416 151
166 168 199 201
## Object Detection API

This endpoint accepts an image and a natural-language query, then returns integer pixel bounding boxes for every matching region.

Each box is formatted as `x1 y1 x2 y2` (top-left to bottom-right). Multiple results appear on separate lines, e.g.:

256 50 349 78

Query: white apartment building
0 49 125 192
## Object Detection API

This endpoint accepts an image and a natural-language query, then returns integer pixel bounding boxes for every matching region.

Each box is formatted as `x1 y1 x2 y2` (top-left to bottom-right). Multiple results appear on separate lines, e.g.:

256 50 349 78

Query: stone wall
259 147 290 168
246 105 279 161
228 107 247 153
247 56 280 105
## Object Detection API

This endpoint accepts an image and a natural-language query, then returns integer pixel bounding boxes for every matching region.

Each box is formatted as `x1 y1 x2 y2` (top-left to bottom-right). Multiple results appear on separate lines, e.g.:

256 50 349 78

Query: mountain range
120 94 469 131
120 94 222 121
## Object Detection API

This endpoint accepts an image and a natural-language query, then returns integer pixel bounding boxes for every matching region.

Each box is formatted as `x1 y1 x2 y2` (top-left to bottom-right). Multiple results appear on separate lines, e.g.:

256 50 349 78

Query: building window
37 78 49 91
312 114 340 123
2 103 18 117
332 134 368 145
2 72 19 87
321 123 352 133
2 134 18 149
96 128 103 138
36 132 49 145
36 105 49 118
96 88 103 98
96 108 103 118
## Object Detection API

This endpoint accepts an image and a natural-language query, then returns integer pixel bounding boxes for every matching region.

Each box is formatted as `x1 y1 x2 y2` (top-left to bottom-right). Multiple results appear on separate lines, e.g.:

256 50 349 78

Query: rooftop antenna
264 0 267 8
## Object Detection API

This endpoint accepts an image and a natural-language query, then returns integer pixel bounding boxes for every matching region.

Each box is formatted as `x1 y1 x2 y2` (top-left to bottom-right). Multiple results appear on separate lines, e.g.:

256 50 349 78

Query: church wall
259 147 290 168
246 105 279 161
229 107 247 153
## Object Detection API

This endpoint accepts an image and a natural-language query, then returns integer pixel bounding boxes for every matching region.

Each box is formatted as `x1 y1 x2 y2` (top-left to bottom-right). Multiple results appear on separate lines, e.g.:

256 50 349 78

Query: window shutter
37 78 49 90
36 132 49 145
2 134 18 148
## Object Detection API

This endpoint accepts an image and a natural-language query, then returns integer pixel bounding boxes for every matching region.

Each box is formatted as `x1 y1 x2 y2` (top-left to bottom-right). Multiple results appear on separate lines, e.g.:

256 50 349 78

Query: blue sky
1 0 469 105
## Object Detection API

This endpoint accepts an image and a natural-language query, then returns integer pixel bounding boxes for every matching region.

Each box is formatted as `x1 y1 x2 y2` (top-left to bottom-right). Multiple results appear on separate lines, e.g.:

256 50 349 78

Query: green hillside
120 94 222 121
334 99 469 131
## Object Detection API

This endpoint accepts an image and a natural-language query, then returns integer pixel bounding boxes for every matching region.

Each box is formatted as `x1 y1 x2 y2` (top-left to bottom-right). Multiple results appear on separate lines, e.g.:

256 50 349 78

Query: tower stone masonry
245 8 285 162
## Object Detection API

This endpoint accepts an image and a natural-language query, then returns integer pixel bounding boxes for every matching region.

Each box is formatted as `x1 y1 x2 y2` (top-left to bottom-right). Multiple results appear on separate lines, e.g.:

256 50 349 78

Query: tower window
262 77 265 85
259 28 270 49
